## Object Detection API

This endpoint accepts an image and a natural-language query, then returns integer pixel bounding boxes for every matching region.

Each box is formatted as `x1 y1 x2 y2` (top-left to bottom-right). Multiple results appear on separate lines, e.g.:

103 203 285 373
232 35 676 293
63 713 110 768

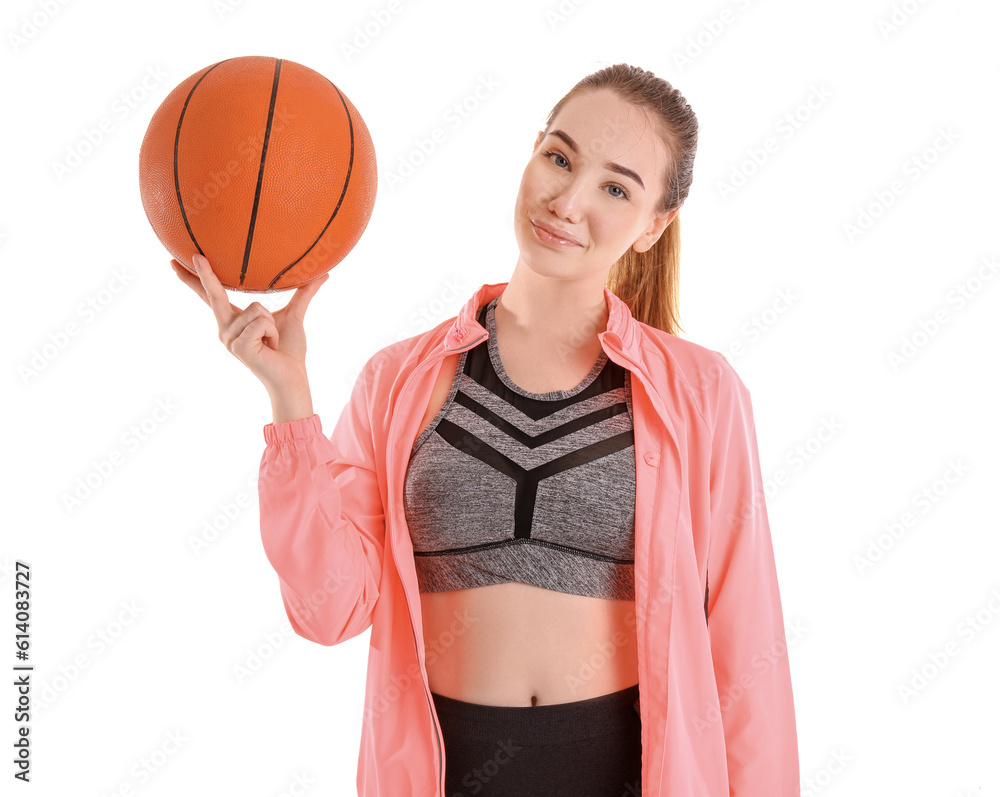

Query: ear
534 129 545 152
632 208 678 253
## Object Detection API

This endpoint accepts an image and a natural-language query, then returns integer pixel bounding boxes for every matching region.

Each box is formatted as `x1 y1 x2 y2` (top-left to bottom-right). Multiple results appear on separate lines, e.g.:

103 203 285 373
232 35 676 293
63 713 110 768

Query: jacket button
643 451 659 466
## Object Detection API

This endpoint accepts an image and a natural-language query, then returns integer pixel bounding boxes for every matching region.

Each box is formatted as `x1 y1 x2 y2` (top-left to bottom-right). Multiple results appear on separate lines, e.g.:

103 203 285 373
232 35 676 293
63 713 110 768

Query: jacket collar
443 281 641 362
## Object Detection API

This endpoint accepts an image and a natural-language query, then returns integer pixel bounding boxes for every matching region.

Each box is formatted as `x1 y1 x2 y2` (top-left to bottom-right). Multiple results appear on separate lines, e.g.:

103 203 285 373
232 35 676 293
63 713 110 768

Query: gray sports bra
402 297 637 601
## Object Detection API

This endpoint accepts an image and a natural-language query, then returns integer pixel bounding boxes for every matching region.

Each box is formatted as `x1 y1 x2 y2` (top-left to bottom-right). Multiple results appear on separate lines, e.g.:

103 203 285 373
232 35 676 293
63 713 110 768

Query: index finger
191 253 240 324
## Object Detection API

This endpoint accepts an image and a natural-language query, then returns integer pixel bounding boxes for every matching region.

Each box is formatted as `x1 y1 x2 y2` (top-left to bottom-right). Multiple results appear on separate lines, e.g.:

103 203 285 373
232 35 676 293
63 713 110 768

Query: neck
495 258 611 353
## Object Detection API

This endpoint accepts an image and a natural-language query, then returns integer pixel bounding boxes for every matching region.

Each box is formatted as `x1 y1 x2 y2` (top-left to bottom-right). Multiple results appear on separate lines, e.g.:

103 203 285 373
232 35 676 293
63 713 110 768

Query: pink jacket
257 281 800 796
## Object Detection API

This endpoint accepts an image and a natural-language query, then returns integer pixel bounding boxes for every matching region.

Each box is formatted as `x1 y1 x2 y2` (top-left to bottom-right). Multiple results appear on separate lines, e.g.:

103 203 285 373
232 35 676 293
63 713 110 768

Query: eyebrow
547 129 646 191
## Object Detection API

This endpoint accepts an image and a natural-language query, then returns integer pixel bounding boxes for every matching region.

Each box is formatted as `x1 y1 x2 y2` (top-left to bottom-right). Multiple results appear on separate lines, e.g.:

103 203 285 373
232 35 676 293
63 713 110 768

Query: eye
543 149 569 169
541 149 631 201
606 184 630 201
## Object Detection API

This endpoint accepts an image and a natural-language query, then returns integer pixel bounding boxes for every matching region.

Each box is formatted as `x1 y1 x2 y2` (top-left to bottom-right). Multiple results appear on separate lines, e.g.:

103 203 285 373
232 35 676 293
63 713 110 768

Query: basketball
138 55 377 293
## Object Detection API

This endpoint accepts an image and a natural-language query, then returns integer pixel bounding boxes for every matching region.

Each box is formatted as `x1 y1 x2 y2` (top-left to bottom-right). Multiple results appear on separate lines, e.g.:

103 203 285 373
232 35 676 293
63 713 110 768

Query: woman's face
513 88 676 283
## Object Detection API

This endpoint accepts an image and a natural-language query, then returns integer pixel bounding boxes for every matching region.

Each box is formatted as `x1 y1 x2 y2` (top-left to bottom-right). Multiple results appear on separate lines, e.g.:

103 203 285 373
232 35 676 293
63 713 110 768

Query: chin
519 250 585 283
513 215 581 274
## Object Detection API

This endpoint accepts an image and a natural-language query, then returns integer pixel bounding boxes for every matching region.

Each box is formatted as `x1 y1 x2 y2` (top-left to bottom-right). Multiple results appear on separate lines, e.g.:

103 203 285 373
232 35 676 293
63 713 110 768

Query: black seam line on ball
412 537 635 565
268 77 356 290
174 59 229 263
241 57 282 287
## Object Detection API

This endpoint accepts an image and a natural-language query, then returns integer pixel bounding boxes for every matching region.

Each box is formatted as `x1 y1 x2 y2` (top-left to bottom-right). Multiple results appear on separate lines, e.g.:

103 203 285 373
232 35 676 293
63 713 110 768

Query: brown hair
540 63 699 336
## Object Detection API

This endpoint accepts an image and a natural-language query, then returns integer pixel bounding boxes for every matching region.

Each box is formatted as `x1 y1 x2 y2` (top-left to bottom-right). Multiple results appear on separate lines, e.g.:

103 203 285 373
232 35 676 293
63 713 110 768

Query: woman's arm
705 357 800 795
257 358 386 646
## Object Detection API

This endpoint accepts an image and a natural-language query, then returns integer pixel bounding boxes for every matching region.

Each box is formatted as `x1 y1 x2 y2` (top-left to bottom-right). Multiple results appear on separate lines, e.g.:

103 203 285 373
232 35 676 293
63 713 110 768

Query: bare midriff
413 350 639 708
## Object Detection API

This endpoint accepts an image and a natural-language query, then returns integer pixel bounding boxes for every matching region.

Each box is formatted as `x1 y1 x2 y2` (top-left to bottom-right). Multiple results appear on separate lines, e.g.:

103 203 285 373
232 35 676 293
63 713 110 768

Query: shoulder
634 322 751 428
356 316 455 396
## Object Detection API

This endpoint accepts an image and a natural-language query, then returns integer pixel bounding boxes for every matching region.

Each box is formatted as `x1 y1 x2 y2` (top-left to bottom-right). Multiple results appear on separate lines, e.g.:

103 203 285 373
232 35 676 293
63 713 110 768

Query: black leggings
431 684 642 797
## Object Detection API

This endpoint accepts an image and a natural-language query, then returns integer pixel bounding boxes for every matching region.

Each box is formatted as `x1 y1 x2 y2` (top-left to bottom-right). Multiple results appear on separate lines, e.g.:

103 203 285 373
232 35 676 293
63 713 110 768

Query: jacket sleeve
705 358 800 796
257 360 385 646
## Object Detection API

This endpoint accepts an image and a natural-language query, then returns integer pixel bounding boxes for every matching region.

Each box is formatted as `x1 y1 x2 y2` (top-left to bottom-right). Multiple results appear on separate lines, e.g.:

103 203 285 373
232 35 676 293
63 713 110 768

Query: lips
531 218 582 246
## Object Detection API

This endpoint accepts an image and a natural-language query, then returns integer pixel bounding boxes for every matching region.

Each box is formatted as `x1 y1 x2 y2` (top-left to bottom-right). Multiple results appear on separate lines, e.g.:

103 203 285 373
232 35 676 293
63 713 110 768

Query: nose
547 176 584 225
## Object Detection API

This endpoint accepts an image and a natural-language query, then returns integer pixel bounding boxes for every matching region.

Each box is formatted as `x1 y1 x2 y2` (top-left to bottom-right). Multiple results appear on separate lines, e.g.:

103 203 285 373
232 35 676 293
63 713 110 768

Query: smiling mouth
530 218 582 247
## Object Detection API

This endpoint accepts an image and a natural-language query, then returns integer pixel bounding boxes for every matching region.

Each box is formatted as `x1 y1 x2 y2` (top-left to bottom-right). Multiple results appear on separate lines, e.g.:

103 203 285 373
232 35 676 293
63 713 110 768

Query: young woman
173 63 800 797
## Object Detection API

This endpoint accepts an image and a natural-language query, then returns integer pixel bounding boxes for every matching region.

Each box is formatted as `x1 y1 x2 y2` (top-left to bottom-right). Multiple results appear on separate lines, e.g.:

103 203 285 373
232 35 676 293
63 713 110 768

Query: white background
3 0 999 794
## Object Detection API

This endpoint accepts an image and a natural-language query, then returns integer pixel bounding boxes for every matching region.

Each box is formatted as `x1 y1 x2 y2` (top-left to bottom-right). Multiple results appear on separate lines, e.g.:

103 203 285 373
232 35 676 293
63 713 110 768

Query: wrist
270 398 314 426
267 383 314 425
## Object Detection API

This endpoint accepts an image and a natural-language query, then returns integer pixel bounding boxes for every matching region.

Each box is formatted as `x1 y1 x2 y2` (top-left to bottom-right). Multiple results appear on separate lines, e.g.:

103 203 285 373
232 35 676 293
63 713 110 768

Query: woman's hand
170 253 329 397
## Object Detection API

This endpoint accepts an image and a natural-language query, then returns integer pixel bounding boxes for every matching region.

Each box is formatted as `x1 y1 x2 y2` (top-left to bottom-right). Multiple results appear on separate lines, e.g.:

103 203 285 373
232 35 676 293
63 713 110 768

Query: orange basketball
139 55 377 293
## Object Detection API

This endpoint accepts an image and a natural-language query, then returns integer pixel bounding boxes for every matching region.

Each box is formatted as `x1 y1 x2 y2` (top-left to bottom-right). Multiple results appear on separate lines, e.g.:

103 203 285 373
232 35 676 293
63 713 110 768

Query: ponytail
606 214 683 336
